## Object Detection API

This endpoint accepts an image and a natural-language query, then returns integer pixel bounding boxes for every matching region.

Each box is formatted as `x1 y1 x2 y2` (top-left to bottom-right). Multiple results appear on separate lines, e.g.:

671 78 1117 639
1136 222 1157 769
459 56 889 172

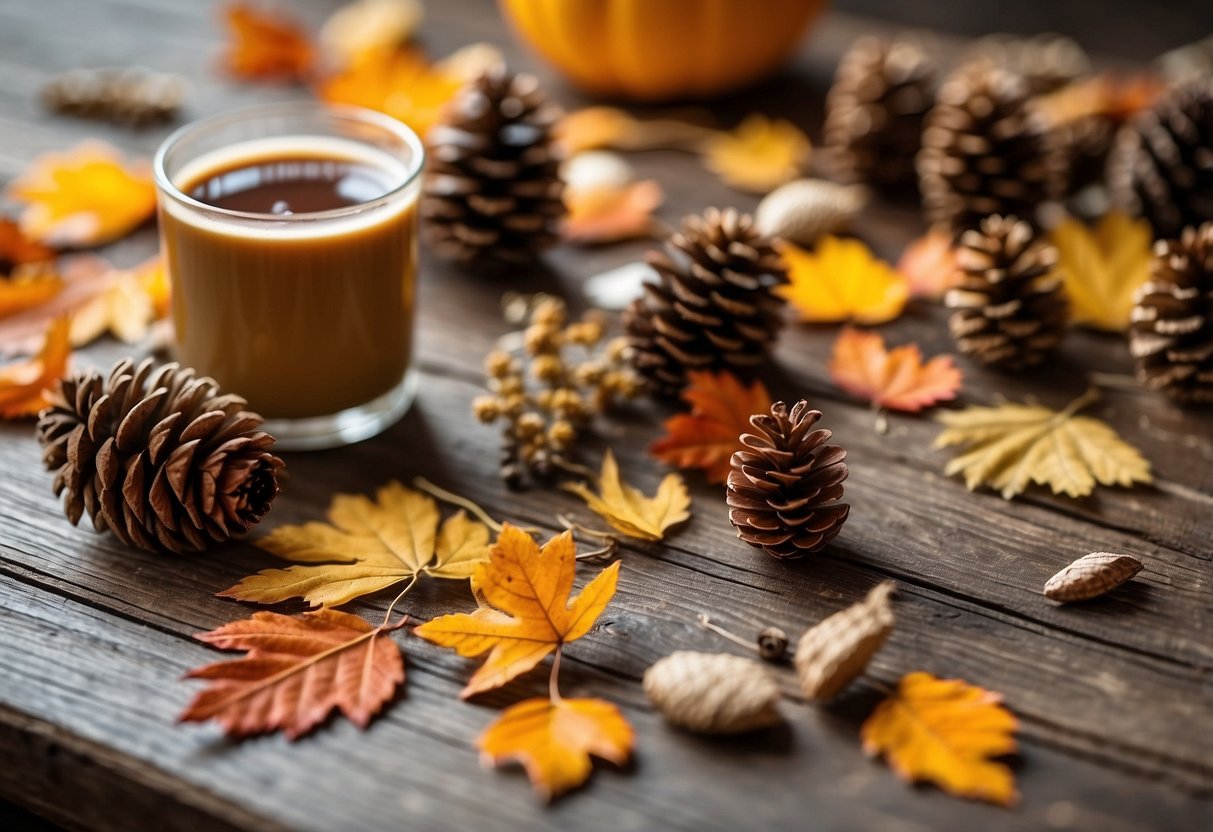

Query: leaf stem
380 573 420 630
1059 387 1101 420
412 477 536 534
557 513 615 540
549 645 563 703
551 456 599 482
697 613 759 655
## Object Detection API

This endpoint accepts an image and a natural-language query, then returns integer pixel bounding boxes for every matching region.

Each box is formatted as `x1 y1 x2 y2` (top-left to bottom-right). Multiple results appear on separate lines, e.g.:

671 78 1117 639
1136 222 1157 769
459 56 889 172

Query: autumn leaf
315 47 463 138
221 2 316 82
479 697 633 800
0 256 123 356
562 180 663 244
319 0 423 65
179 609 403 740
0 266 62 319
0 317 70 419
555 106 717 155
778 236 909 325
415 524 620 698
221 481 490 608
650 371 773 483
563 450 691 541
1051 212 1151 332
934 390 1152 500
829 328 962 412
5 142 156 248
702 114 811 193
898 226 962 299
862 672 1018 806
0 218 55 272
69 255 169 347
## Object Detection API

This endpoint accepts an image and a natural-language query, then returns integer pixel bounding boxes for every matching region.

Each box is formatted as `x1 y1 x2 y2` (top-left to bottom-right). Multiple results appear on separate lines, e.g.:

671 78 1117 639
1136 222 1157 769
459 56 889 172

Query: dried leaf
0 317 71 419
754 179 867 247
644 651 782 734
795 583 894 701
563 450 691 541
778 236 909 324
179 609 403 739
0 256 119 357
562 181 663 244
136 254 171 319
934 391 1153 500
415 525 620 698
221 2 316 82
69 258 168 347
222 481 490 608
1051 212 1151 331
5 141 156 248
555 106 716 155
0 266 62 319
320 0 423 64
898 226 962 299
1043 552 1143 602
829 328 961 412
650 370 773 483
862 672 1018 806
315 47 463 138
479 696 633 800
0 218 55 272
702 114 811 193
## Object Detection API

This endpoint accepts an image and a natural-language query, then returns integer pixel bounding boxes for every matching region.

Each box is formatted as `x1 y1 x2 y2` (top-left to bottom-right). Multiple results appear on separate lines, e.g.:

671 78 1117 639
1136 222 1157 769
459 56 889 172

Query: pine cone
727 401 849 560
1109 79 1213 241
1130 222 1213 403
822 35 936 192
918 63 1066 234
966 33 1090 96
947 215 1069 369
41 66 184 126
35 359 283 554
422 63 564 264
623 208 787 397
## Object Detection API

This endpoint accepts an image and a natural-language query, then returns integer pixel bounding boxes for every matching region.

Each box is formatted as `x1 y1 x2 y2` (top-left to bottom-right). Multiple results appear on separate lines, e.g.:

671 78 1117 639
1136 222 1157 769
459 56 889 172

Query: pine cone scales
727 401 849 560
36 359 283 554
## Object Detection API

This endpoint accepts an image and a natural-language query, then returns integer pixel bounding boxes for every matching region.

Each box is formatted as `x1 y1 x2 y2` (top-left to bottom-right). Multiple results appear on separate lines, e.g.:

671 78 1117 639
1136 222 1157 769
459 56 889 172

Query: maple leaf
649 371 773 483
555 107 717 155
562 180 663 244
179 609 403 740
0 217 55 272
415 524 620 698
862 672 1018 806
0 317 71 419
221 2 316 82
479 696 633 800
1051 212 1151 332
702 114 811 193
563 450 691 541
897 226 962 299
778 236 909 325
222 481 490 609
0 256 127 357
829 328 962 412
934 390 1152 500
69 256 168 347
5 141 156 248
0 266 63 319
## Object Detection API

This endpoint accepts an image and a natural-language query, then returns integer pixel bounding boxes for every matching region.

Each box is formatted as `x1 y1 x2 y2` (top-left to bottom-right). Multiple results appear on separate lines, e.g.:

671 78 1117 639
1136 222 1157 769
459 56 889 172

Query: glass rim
152 101 426 223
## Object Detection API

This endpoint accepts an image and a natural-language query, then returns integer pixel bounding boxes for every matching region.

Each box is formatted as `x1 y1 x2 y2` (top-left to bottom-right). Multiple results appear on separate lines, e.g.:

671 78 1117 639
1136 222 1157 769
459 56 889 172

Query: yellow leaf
778 236 909 324
414 525 620 698
0 317 71 419
555 107 717 155
319 0 423 65
934 390 1152 500
1051 212 1152 331
862 672 1018 806
563 450 691 541
702 114 811 193
479 697 633 800
66 255 171 347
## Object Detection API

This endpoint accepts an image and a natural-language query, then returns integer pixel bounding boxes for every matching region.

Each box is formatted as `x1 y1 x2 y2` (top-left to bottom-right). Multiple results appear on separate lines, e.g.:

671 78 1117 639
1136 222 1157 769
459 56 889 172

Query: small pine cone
35 359 283 554
1109 79 1213 241
41 66 184 126
947 215 1069 370
727 401 849 560
822 34 936 192
1130 222 1213 403
966 33 1091 96
422 63 564 264
623 208 787 397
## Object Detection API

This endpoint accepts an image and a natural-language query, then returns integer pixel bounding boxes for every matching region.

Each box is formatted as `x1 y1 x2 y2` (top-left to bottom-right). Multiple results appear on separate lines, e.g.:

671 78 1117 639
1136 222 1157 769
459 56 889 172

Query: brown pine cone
965 33 1091 97
35 359 283 554
422 63 564 264
1130 222 1213 403
947 214 1069 370
727 401 849 560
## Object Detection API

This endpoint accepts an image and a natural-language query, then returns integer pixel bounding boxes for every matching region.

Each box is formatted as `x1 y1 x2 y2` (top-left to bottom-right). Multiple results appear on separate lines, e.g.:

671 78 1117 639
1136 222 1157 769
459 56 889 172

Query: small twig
412 477 537 534
549 645 563 703
576 538 619 561
1089 371 1147 394
697 613 760 656
551 456 599 482
558 513 615 540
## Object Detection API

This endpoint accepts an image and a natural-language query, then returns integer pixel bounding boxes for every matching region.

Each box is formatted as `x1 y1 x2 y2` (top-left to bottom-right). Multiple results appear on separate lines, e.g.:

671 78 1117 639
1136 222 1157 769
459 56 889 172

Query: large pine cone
422 63 564 264
1130 222 1213 403
623 208 787 397
727 401 849 560
947 214 1069 370
36 359 283 554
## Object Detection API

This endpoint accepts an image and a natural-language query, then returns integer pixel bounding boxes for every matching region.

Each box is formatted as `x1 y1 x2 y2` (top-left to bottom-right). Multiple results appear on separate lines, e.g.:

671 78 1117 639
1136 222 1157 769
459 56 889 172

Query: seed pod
795 582 894 701
754 179 868 247
756 627 789 660
644 651 783 734
1044 552 1143 602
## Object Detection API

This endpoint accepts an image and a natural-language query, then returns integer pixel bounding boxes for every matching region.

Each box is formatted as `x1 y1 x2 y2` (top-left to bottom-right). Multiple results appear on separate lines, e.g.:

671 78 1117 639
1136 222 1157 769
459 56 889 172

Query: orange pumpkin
498 0 828 102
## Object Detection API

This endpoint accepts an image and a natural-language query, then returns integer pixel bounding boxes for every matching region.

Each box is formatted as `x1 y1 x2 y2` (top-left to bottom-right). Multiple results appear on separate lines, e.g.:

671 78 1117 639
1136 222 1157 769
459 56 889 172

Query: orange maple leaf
0 218 55 272
0 256 128 357
778 236 909 325
221 2 316 82
0 317 71 419
829 328 961 412
179 609 404 740
0 266 63 320
650 370 773 483
562 180 663 244
414 524 620 698
898 226 962 300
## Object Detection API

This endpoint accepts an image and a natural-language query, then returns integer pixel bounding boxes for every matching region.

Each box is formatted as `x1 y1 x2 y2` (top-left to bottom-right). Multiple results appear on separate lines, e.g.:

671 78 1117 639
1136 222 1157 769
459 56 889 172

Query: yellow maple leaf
563 450 691 541
221 481 491 608
414 524 620 698
778 236 909 325
1051 212 1152 332
934 390 1152 500
702 114 811 193
862 672 1018 806
0 317 71 419
479 696 633 800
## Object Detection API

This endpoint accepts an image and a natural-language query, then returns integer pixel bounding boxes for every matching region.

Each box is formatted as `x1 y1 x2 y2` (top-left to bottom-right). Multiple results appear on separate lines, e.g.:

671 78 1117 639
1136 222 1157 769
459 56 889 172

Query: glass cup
153 102 424 450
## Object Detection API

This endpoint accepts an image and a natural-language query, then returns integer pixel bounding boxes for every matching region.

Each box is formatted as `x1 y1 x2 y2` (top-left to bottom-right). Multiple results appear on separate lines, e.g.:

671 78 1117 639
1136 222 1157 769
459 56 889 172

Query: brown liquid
160 141 417 420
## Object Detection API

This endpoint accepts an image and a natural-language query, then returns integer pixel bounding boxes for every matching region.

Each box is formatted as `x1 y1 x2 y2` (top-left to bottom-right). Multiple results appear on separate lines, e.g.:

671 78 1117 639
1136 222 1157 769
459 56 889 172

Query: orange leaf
862 672 1018 806
562 180 663 244
0 317 71 419
0 256 121 357
179 609 404 740
135 254 171 319
5 142 156 248
0 218 55 271
778 236 909 325
0 265 63 319
898 226 962 300
479 697 633 800
702 114 811 193
555 106 717 155
221 2 316 82
829 328 961 412
650 370 773 483
414 524 620 698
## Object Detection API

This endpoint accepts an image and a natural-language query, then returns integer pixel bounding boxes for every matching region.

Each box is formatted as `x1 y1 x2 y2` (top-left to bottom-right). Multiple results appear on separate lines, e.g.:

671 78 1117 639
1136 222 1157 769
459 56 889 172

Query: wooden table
1 1 1210 830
